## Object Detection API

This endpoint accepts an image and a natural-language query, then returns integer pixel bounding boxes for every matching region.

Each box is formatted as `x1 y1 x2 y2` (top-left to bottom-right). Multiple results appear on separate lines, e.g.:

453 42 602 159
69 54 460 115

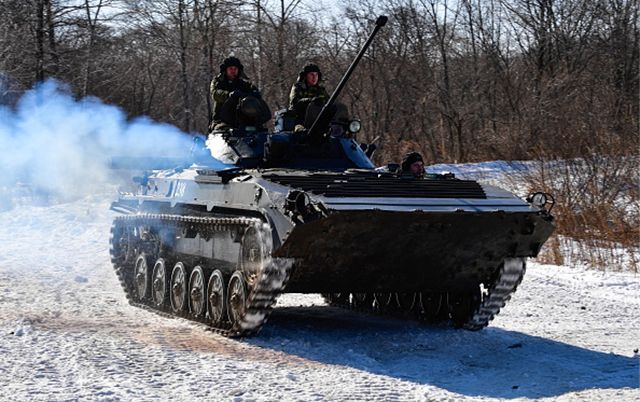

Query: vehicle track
322 258 526 330
110 214 292 337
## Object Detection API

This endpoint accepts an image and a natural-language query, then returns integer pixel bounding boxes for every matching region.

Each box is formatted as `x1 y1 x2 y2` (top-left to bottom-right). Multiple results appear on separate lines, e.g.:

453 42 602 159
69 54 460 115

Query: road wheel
170 262 188 313
207 269 226 325
373 293 393 310
151 258 169 307
396 292 417 312
227 271 247 326
189 266 206 317
352 293 371 309
418 292 446 322
133 253 150 301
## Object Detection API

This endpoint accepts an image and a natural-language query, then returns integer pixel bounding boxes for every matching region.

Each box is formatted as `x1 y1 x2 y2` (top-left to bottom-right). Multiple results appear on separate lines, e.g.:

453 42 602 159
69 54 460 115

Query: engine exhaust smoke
0 79 227 209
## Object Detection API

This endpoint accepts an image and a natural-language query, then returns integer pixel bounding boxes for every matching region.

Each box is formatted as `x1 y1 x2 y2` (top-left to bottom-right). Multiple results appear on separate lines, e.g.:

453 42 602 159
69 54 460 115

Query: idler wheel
189 266 206 317
207 269 226 325
133 253 150 301
170 262 188 313
227 271 247 326
151 258 168 306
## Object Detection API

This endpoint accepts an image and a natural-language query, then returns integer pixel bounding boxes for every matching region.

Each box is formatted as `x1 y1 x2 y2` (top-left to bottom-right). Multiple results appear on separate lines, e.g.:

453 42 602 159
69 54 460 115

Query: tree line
1 0 637 165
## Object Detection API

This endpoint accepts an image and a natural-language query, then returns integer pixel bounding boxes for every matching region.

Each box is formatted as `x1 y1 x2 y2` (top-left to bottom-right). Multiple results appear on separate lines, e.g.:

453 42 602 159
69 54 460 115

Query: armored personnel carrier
110 16 555 336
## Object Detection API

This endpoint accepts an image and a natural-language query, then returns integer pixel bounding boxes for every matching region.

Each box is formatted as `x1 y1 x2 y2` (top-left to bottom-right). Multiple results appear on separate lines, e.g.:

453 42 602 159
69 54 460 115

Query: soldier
401 152 425 178
289 63 329 130
210 56 258 130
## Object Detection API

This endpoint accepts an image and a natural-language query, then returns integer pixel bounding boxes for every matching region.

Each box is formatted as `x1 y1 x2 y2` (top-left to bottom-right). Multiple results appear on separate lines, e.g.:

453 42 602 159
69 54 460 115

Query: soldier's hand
214 89 230 100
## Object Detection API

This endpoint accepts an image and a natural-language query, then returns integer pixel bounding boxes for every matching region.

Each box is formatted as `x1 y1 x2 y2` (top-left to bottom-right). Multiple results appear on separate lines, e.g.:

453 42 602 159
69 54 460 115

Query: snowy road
0 193 638 401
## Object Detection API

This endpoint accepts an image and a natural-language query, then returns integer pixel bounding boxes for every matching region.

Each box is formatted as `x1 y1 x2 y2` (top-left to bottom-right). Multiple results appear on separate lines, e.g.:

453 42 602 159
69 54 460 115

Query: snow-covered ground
0 182 638 401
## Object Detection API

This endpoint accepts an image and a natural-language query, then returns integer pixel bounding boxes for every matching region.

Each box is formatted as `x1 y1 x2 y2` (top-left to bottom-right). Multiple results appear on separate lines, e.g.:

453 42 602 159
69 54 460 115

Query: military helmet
220 56 244 74
298 63 322 82
401 152 424 172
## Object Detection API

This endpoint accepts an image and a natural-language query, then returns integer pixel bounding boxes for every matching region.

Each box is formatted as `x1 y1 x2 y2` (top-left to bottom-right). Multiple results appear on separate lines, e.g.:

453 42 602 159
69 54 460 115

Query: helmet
220 56 244 74
401 152 424 172
298 63 322 82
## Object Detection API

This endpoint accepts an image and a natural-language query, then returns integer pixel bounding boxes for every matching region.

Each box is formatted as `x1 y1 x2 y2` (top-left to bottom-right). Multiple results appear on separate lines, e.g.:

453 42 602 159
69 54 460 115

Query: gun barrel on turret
307 15 388 140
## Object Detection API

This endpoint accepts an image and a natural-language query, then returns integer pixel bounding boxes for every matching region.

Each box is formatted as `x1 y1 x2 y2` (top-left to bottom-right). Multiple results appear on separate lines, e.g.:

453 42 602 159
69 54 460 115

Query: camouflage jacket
210 74 258 122
288 81 329 110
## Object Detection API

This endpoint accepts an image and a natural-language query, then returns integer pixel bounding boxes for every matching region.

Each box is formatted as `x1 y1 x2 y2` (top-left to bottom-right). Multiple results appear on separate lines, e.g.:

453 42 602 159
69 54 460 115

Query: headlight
531 192 547 208
349 119 361 133
527 192 554 212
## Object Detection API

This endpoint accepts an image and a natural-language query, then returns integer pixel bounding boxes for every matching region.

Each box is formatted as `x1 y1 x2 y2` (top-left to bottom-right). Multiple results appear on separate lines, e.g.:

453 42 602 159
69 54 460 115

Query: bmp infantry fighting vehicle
110 16 555 337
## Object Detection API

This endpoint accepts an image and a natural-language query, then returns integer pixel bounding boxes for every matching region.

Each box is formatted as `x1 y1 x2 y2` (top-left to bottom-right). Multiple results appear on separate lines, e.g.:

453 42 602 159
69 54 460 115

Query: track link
322 258 526 330
110 214 292 337
463 257 526 330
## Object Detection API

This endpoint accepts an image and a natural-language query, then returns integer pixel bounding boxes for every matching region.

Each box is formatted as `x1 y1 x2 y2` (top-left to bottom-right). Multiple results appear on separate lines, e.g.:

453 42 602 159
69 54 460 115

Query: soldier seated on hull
289 63 329 132
210 56 260 130
401 152 425 178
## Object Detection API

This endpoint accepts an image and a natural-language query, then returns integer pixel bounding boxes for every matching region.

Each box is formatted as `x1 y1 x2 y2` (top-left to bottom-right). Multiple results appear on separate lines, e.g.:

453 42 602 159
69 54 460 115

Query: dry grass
524 156 639 272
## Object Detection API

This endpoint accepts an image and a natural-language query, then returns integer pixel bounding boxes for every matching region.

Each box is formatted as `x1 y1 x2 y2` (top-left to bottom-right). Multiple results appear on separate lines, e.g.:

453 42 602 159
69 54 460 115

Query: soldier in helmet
210 56 258 130
401 152 425 178
289 63 330 131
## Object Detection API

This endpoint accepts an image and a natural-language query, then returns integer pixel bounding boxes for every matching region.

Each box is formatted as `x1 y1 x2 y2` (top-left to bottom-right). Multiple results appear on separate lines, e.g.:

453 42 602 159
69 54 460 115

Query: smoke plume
0 80 225 208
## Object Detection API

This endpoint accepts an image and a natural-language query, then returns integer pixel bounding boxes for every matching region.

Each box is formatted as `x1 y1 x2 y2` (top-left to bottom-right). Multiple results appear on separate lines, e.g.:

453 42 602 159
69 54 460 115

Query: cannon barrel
308 15 388 140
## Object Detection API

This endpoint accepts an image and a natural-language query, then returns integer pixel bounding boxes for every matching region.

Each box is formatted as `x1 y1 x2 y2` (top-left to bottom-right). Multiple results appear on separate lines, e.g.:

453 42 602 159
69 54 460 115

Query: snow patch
0 163 638 401
74 276 89 284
